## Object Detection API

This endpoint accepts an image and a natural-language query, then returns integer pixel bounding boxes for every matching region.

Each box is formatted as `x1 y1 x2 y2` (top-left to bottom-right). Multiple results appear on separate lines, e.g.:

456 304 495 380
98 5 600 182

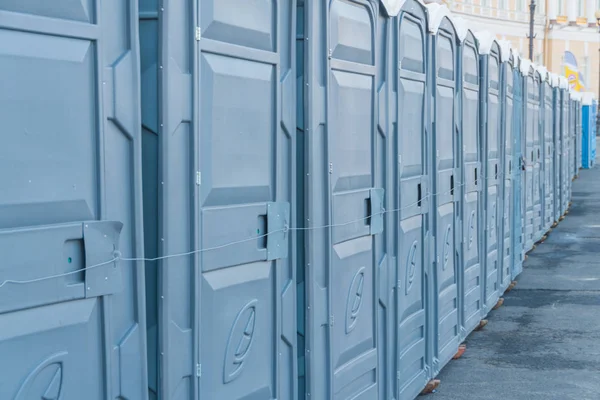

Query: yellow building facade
444 0 600 97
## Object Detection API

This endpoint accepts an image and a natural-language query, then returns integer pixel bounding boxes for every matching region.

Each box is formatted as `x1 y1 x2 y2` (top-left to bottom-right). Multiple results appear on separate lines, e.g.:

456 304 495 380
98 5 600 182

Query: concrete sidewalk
430 165 600 400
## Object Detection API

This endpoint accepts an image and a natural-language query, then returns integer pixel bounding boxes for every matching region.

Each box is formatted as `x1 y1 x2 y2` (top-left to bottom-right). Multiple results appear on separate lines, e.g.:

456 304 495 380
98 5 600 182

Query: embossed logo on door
223 299 257 384
405 241 418 295
443 225 451 270
15 352 67 400
490 202 496 238
468 211 475 250
346 267 365 334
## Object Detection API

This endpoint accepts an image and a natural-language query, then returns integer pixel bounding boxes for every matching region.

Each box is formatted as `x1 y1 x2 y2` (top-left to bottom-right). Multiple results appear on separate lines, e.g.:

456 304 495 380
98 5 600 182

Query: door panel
195 1 296 399
397 10 430 400
461 49 481 335
0 1 146 399
433 31 459 373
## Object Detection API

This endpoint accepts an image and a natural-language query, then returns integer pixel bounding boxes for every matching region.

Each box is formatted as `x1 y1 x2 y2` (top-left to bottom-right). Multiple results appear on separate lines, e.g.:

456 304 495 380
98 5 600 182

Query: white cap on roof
453 16 469 42
582 92 596 105
520 58 532 76
536 65 548 81
550 73 560 87
571 91 583 101
381 0 406 17
425 2 453 34
474 30 496 55
558 76 569 89
497 40 511 63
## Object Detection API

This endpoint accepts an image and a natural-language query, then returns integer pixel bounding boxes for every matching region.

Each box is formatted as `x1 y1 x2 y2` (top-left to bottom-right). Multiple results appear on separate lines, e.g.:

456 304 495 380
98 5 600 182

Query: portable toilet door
395 0 433 398
592 99 597 164
582 92 596 168
301 1 389 398
425 3 461 376
532 68 543 243
542 72 555 233
552 74 562 223
573 93 582 174
582 95 591 168
572 94 581 177
457 26 483 340
559 80 569 215
522 60 535 252
511 51 525 279
572 95 578 178
498 41 513 293
0 2 147 399
143 0 299 398
474 31 502 316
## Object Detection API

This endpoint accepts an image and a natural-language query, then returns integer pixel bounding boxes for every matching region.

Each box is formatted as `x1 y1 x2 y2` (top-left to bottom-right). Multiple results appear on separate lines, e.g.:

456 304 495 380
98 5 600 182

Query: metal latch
368 188 385 235
266 202 290 261
84 221 124 298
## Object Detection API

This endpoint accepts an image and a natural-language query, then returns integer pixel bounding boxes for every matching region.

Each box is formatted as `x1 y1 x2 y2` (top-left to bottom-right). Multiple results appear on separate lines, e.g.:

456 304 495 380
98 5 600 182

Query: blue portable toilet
520 59 535 252
532 67 544 243
425 2 461 376
571 94 581 178
498 39 514 293
455 17 483 341
539 67 555 234
582 92 597 168
511 50 525 279
394 0 435 398
474 30 502 316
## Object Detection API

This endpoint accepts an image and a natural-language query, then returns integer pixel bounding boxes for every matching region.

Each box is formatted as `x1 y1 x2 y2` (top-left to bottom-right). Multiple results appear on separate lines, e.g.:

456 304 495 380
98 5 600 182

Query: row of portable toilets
2 0 600 399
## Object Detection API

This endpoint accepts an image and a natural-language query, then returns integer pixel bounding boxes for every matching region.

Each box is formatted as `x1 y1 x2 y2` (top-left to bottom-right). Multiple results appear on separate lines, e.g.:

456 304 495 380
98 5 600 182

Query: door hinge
329 315 334 327
196 364 202 377
195 27 201 41
196 171 201 186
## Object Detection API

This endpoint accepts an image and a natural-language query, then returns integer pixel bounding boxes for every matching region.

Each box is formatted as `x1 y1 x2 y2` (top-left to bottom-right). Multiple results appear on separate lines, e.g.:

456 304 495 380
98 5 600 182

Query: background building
443 0 600 97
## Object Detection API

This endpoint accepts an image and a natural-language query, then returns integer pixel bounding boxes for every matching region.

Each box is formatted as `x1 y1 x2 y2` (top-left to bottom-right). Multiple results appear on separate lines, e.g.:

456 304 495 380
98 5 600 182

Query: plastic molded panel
458 32 482 339
303 1 385 399
0 1 147 399
430 18 460 375
479 46 502 315
582 102 597 168
542 82 554 232
511 66 525 280
397 3 431 399
140 0 297 398
524 73 535 252
499 60 513 293
532 74 543 243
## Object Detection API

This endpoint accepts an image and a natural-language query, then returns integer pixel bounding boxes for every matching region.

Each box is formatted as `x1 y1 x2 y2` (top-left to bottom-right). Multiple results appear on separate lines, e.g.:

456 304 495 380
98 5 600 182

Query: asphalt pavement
430 159 600 400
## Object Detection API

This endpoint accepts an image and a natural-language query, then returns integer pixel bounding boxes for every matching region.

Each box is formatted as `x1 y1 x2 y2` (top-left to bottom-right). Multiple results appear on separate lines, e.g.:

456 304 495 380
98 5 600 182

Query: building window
558 0 564 15
583 56 590 90
578 0 584 16
517 0 525 12
499 0 507 10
